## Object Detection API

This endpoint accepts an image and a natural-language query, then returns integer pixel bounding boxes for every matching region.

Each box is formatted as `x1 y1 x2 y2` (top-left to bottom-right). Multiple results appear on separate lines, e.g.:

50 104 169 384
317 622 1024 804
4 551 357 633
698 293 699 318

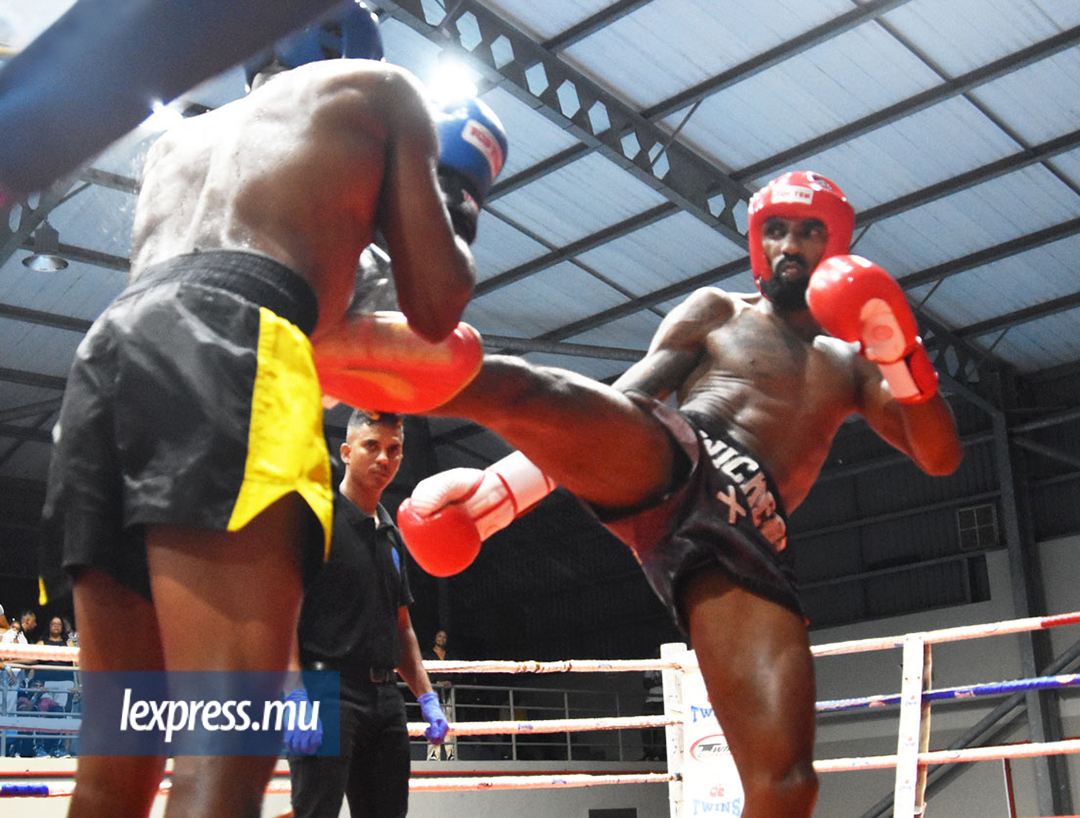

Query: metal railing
404 682 634 762
1 661 81 757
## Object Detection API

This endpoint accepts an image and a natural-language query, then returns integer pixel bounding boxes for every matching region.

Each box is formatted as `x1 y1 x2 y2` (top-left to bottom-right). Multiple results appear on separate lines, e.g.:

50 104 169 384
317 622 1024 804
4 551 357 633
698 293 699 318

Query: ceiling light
427 54 480 105
22 220 68 271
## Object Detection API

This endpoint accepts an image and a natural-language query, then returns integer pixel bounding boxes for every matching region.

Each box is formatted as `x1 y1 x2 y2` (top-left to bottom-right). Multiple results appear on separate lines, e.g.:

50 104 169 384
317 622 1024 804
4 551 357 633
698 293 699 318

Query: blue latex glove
283 688 323 755
418 692 448 745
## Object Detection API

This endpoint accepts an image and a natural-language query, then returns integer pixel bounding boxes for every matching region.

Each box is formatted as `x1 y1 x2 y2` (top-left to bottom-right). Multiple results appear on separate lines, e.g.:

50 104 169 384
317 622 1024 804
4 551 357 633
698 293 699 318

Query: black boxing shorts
39 251 334 602
588 392 803 633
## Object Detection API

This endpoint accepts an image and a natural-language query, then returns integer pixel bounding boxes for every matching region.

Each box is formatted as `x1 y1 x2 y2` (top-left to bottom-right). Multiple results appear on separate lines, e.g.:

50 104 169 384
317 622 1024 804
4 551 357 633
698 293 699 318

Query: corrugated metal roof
888 0 1079 74
463 261 628 335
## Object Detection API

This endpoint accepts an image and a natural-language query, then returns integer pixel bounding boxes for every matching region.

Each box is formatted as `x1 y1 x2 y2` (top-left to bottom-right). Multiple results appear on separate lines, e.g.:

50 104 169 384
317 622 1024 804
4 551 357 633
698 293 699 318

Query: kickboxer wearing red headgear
747 170 937 404
386 169 961 818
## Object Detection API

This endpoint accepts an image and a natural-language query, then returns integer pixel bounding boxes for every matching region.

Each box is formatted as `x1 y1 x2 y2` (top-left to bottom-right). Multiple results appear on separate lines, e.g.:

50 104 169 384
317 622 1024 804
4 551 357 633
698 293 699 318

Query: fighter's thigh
683 568 816 771
448 357 675 508
145 493 306 672
70 571 167 818
74 569 164 672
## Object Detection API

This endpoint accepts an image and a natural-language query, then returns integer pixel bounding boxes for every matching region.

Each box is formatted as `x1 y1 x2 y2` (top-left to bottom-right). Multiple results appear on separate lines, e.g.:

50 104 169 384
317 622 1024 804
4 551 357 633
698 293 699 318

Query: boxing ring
3 612 1080 817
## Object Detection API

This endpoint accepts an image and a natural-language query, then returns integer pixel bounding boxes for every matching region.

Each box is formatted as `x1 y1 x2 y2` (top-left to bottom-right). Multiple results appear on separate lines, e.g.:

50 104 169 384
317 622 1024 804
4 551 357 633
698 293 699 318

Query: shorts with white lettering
588 391 803 632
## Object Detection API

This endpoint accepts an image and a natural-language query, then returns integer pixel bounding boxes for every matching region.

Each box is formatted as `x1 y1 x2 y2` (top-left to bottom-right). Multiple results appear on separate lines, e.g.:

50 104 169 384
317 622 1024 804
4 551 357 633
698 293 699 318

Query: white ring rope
6 609 1077 666
4 610 1080 806
0 773 682 800
815 737 1080 773
405 713 681 738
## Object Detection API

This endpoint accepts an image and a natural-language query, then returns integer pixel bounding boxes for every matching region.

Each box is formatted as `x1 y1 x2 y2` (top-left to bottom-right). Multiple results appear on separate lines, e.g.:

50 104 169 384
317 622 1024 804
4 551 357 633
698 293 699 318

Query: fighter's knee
71 756 166 814
477 355 559 410
773 760 818 814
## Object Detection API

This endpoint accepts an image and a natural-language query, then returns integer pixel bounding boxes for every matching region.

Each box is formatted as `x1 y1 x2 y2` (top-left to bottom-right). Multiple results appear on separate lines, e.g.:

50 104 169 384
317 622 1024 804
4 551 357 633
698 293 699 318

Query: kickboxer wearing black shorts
37 5 508 816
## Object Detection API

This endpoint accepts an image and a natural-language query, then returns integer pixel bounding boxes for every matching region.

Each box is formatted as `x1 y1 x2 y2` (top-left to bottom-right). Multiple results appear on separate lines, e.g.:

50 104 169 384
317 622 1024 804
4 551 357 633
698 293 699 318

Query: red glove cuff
877 339 938 404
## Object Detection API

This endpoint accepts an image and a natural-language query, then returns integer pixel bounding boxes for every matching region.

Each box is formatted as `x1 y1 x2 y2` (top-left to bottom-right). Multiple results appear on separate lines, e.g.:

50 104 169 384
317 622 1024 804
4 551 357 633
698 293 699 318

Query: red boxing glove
397 452 556 576
313 312 482 413
807 255 938 404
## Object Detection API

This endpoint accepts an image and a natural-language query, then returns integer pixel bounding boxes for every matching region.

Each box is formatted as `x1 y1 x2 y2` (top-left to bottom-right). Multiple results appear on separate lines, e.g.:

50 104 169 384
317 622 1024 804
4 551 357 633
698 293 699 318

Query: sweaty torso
673 291 862 511
129 61 393 336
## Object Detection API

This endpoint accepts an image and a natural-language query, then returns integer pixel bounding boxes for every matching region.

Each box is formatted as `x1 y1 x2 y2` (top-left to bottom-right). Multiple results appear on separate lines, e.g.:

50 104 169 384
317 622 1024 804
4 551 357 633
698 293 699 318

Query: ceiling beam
0 366 66 391
542 0 655 52
734 24 1080 182
900 218 1080 290
956 290 1080 339
641 0 914 122
871 14 1080 204
484 334 643 361
1014 437 1080 471
80 167 138 194
0 424 52 443
488 142 591 201
0 398 63 423
0 303 93 333
475 202 677 296
538 255 747 341
859 128 1080 225
490 0 915 199
382 0 754 243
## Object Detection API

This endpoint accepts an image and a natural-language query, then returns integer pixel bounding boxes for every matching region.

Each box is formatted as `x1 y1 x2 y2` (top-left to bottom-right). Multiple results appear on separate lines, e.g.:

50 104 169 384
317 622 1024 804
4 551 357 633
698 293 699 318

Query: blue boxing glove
283 688 324 755
417 692 449 745
433 97 508 244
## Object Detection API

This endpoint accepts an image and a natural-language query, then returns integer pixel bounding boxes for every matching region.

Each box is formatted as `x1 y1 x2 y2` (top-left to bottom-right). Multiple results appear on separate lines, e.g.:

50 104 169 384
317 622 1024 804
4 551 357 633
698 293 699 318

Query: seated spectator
21 679 67 757
1 617 24 645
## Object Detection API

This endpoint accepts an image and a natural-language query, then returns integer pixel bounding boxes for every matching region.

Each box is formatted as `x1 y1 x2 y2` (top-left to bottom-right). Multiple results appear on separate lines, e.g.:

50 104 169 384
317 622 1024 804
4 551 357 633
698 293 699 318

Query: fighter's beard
760 274 810 312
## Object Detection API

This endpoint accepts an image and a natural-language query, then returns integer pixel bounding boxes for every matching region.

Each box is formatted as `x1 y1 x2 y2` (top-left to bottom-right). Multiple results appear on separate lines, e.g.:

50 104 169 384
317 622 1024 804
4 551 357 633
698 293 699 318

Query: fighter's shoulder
295 59 428 110
673 286 744 322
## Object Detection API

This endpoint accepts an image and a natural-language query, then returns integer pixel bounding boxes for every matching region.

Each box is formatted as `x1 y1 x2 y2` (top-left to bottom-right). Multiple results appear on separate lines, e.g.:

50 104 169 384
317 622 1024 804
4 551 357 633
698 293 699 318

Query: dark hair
347 409 404 434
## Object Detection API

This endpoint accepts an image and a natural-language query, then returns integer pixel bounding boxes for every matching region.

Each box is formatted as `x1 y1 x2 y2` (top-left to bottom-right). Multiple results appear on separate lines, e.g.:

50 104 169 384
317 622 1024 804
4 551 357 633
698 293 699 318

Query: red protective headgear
747 171 854 296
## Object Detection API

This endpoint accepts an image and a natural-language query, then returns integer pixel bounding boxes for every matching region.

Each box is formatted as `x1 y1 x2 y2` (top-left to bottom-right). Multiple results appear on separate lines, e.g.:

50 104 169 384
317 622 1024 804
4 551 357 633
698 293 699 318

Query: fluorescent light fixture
22 220 68 271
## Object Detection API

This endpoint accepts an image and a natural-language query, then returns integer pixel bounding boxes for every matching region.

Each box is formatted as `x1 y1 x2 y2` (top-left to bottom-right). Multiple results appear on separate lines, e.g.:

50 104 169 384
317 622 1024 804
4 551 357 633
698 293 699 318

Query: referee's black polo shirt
297 494 414 673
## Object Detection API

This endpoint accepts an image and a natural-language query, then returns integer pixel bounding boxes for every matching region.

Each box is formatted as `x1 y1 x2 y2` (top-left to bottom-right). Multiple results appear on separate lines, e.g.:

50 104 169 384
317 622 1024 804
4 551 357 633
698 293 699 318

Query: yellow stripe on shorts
228 307 333 557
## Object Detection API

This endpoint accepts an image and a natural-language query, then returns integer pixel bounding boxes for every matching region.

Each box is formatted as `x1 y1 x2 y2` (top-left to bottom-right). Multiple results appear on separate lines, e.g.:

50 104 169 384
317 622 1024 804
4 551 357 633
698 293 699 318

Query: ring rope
0 773 681 799
405 713 682 737
815 736 1080 773
817 672 1080 713
3 609 1079 666
5 611 1080 806
811 610 1080 657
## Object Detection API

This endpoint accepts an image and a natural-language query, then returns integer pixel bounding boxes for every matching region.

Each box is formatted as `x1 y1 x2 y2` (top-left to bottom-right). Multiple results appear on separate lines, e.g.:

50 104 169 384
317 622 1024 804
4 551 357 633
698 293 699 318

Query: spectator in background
641 664 666 762
1 618 27 724
18 610 38 644
421 630 456 761
1 617 22 645
19 679 67 758
0 604 9 632
36 616 77 710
